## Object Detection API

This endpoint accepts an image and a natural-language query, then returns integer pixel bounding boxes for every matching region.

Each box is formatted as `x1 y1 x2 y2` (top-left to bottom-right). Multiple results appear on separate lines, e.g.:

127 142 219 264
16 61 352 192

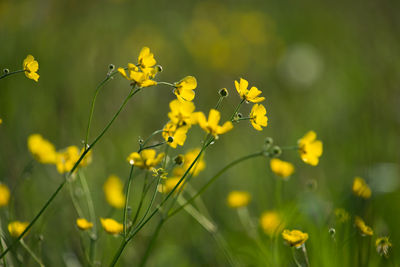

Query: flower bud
271 146 282 157
109 64 115 71
155 65 163 73
3 69 9 74
218 88 229 97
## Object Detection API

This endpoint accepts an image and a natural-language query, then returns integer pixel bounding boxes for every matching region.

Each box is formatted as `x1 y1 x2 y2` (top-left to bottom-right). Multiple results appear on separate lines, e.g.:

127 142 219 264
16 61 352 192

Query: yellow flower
127 149 165 170
298 131 323 166
270 159 294 179
354 216 373 236
27 134 57 164
0 118 2 125
0 183 10 207
103 175 125 209
118 63 157 88
282 229 309 247
234 78 265 103
138 46 156 69
260 211 284 237
174 76 197 102
227 191 251 208
172 148 206 177
8 221 29 237
162 122 189 149
376 236 392 257
168 99 196 127
249 104 268 131
158 177 183 194
76 218 93 231
23 55 39 82
56 146 80 174
352 177 371 199
334 208 350 223
100 218 123 235
195 109 233 138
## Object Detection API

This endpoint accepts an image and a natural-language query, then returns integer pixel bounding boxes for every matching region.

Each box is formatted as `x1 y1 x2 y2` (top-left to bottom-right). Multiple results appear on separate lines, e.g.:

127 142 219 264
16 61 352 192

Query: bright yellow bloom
23 55 39 82
158 177 183 194
27 134 57 164
298 131 323 166
270 159 294 179
118 64 157 88
0 183 10 207
162 122 189 149
355 216 373 236
56 146 79 174
376 236 392 257
227 191 251 208
0 118 2 125
100 218 123 235
172 148 206 177
138 47 156 69
174 76 197 102
334 208 350 223
282 229 309 247
127 149 165 170
234 78 265 103
168 99 196 127
76 218 93 230
8 221 29 237
195 109 233 138
103 175 126 209
352 177 371 199
260 211 284 237
249 104 268 131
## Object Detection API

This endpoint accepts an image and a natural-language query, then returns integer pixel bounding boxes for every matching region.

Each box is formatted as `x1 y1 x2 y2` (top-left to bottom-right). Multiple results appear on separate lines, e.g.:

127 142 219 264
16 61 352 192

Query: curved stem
123 165 135 237
229 99 245 121
130 172 148 227
156 81 175 87
0 69 24 80
20 239 44 267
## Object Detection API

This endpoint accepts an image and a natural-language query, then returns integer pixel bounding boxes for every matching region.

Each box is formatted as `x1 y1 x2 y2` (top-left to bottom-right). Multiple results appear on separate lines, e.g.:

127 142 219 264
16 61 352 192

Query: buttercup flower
0 118 2 125
174 76 197 102
282 229 309 247
270 159 295 179
298 131 323 166
23 55 39 82
76 218 93 231
234 78 265 103
100 218 123 235
172 148 206 177
354 216 373 236
168 99 196 127
127 149 165 170
376 236 392 257
56 146 80 174
195 109 233 138
249 104 268 131
27 134 57 164
260 211 284 237
8 221 29 237
162 122 189 148
158 177 183 194
118 64 157 88
352 177 371 199
227 191 251 208
0 183 10 207
334 208 350 223
138 46 156 69
103 175 126 209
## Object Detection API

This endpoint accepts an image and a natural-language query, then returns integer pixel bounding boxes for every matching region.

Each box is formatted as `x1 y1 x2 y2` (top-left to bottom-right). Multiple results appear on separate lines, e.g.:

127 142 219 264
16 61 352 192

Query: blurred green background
1 0 400 266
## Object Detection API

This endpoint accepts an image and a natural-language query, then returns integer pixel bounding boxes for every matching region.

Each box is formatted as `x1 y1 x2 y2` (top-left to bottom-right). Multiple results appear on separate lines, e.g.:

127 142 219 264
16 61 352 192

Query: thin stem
139 141 167 152
229 99 245 121
156 81 175 87
131 172 149 226
291 247 302 267
20 239 45 267
67 179 85 218
214 96 224 110
0 69 24 80
302 244 310 267
140 129 164 149
123 165 135 237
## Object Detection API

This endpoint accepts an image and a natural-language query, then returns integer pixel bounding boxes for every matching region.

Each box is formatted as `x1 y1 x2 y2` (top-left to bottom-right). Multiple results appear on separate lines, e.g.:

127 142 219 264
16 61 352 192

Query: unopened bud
271 146 282 157
155 65 163 73
167 136 174 143
264 137 273 146
218 88 229 97
329 228 336 237
3 69 9 74
109 64 115 71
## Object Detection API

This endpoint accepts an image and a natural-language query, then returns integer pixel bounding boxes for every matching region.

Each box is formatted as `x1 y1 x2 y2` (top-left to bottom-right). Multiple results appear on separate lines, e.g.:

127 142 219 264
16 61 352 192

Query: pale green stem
302 244 310 267
156 81 175 87
292 247 302 267
131 172 149 227
20 239 44 267
67 179 85 218
123 165 135 237
0 69 24 80
229 99 245 121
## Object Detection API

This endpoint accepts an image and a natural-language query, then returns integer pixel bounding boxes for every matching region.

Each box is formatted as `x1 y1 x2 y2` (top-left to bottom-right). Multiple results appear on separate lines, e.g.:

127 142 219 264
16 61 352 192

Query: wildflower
172 148 206 177
23 55 39 82
0 118 2 125
162 121 189 148
27 134 57 164
174 76 197 102
118 64 157 88
8 221 29 237
158 177 183 194
127 149 165 170
334 208 350 223
103 175 125 209
270 159 295 179
227 191 251 208
0 183 10 207
260 211 284 237
100 218 123 235
195 109 233 138
55 146 80 174
168 99 196 127
138 46 156 69
282 229 309 247
354 216 373 236
249 104 268 131
376 236 392 257
298 131 323 166
352 177 371 199
234 78 265 103
76 218 93 231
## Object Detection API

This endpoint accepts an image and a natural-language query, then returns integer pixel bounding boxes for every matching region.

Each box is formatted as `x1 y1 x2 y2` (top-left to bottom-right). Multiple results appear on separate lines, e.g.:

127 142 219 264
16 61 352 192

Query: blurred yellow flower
138 46 156 69
282 229 309 247
249 104 268 131
227 191 251 208
103 175 126 209
100 218 123 235
56 146 80 174
172 148 206 177
162 121 189 148
270 159 294 179
127 149 165 170
174 76 197 102
334 208 350 223
195 109 233 138
0 183 10 207
298 131 323 166
0 118 2 125
158 177 183 194
376 236 392 257
27 134 57 164
355 216 373 236
23 55 39 82
352 177 371 199
76 218 93 231
168 99 196 127
234 78 265 103
8 221 29 237
118 64 157 88
260 211 284 237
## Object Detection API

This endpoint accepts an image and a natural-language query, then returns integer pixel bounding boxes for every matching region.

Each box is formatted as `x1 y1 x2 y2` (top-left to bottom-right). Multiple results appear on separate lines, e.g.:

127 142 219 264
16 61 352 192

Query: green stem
214 96 224 110
140 129 164 149
123 165 135 237
302 244 310 267
229 99 245 121
157 81 175 87
20 239 45 267
0 69 24 80
67 179 85 218
292 247 302 267
131 172 149 226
